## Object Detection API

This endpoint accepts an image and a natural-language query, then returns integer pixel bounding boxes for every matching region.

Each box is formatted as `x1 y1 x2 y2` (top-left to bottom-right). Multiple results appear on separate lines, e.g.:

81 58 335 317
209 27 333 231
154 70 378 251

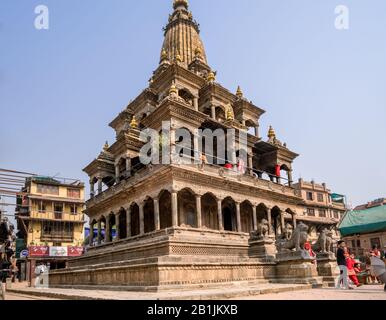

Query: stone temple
50 0 338 290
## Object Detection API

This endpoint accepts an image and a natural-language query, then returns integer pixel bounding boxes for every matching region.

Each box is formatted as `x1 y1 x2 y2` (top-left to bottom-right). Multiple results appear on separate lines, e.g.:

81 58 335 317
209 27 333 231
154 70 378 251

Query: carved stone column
196 195 202 229
193 130 200 164
170 128 176 164
193 97 199 111
126 157 132 178
248 154 253 176
115 164 120 184
280 210 285 234
127 207 131 238
287 170 293 187
97 219 102 245
236 202 241 232
292 213 297 229
171 191 178 227
252 205 257 231
90 180 95 198
139 202 145 235
154 198 160 231
115 213 120 241
105 218 111 243
97 178 102 194
217 199 224 231
89 222 94 246
267 207 273 235
211 105 216 120
255 125 260 138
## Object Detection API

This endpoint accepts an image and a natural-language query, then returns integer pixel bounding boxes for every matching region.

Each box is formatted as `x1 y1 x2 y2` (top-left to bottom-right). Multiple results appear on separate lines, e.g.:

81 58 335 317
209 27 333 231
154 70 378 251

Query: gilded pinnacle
236 86 243 98
130 116 138 129
268 126 276 139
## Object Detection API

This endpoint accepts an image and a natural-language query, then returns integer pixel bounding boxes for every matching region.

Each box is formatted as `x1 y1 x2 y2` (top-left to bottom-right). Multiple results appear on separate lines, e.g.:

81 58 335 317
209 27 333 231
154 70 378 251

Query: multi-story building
15 176 85 284
293 179 347 240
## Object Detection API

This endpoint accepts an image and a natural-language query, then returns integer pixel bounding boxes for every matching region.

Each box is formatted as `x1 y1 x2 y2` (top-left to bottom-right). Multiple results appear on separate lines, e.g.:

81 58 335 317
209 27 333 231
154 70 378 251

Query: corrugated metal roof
339 205 386 237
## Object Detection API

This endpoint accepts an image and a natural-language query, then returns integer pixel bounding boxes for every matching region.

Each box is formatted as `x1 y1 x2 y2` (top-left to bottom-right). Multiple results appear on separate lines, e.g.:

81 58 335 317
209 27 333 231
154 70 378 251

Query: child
347 254 362 287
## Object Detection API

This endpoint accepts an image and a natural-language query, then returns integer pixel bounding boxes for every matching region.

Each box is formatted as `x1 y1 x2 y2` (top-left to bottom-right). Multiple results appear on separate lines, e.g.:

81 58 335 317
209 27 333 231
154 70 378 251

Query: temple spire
161 0 207 67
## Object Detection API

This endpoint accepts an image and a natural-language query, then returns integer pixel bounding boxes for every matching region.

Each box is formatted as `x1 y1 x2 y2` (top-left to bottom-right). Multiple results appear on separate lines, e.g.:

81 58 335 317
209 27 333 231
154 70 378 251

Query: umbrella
370 257 386 283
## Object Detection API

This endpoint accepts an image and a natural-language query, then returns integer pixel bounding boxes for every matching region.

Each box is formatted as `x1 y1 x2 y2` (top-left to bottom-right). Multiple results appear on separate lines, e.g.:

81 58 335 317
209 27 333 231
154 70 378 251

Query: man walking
336 240 352 290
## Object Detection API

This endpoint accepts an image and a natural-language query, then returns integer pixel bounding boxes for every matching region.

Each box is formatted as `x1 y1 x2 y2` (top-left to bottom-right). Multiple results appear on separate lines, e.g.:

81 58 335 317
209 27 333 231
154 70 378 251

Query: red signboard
29 246 49 257
67 246 84 257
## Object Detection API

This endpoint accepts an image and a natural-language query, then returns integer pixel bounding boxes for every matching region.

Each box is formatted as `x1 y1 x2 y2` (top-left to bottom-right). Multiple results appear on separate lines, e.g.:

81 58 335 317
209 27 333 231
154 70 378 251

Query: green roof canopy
339 205 386 237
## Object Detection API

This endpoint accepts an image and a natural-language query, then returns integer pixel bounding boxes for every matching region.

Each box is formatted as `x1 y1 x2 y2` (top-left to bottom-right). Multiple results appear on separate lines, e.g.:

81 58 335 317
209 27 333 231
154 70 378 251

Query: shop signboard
29 246 49 257
49 246 68 257
68 246 84 257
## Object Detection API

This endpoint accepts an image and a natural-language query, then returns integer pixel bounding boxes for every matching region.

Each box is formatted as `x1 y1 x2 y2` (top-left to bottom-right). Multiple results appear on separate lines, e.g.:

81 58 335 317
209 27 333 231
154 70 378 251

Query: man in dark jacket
335 240 351 290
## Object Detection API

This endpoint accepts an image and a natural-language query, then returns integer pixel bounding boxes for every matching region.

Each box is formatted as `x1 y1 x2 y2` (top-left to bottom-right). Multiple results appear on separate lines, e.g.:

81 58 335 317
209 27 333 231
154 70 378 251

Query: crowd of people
336 240 386 292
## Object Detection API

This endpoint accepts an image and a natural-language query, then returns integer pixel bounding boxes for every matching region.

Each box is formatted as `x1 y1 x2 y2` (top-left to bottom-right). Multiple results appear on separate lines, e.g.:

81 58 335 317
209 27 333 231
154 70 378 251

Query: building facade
50 1 344 290
340 200 386 258
292 179 347 241
16 176 85 284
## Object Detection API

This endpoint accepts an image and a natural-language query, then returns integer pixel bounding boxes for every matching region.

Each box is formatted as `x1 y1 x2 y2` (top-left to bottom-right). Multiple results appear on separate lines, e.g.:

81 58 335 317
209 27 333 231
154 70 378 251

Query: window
370 238 381 249
67 188 80 199
37 184 59 195
306 192 314 201
319 209 326 218
333 211 339 219
317 193 324 202
54 203 63 213
70 204 78 215
307 208 315 216
38 201 46 213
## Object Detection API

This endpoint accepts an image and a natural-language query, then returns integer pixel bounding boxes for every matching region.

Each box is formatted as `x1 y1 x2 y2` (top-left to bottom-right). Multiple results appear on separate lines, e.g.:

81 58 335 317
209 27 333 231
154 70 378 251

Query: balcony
24 210 85 223
88 160 300 208
40 233 74 242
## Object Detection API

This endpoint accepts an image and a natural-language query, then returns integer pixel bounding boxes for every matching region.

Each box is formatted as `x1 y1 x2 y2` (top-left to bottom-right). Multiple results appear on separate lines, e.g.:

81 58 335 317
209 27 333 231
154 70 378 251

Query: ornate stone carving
312 229 335 253
252 219 269 239
276 222 309 252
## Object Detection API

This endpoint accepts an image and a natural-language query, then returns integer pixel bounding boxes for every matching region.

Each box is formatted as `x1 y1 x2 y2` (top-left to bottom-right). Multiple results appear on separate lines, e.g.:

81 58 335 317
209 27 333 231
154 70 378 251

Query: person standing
336 240 352 290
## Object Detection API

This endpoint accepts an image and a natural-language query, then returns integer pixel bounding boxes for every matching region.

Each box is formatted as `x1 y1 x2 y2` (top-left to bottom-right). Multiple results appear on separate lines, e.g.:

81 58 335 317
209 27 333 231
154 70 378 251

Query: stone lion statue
253 219 269 238
276 222 309 252
312 229 334 253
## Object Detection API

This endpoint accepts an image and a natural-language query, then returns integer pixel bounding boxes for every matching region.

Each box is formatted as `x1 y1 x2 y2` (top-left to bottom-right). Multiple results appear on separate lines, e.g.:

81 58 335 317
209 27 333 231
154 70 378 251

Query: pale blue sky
0 0 385 210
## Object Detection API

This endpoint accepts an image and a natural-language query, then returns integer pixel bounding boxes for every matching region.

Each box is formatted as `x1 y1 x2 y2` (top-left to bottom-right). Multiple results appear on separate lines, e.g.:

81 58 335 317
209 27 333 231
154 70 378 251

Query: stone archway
144 197 155 233
178 188 197 228
240 201 254 233
159 190 172 229
118 208 127 239
130 203 140 236
201 193 219 230
222 197 237 232
271 206 283 237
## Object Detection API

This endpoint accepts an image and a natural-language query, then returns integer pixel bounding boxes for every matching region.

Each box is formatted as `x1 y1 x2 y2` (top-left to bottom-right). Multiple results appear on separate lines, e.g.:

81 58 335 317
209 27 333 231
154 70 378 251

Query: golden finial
173 0 188 9
268 126 276 140
175 52 182 63
169 83 178 95
236 86 243 99
161 48 168 61
226 104 234 121
103 141 109 151
207 71 216 82
130 116 138 129
194 47 202 59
